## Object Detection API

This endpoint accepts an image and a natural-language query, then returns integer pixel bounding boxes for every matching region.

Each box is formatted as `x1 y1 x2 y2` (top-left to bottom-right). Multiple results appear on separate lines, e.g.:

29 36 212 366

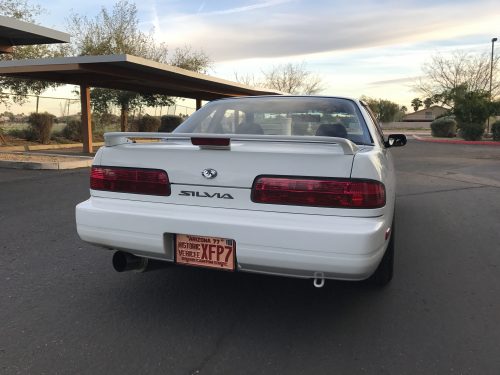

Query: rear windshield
174 97 373 145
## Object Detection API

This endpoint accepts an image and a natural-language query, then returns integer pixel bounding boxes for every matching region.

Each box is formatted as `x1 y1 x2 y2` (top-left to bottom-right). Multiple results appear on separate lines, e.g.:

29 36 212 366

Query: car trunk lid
91 133 376 216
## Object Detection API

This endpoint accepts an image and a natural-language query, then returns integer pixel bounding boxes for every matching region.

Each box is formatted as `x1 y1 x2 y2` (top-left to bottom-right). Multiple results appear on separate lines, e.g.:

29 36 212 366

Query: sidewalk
385 129 431 136
412 134 500 146
0 141 104 153
0 141 101 169
0 151 93 169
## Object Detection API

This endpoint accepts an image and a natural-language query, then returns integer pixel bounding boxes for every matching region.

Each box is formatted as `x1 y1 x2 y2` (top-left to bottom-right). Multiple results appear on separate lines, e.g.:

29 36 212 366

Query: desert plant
159 115 183 132
28 112 55 144
137 114 160 132
491 120 500 141
128 119 139 132
460 122 484 141
452 87 491 126
6 127 37 141
62 119 83 141
61 118 108 141
430 117 457 138
93 112 120 133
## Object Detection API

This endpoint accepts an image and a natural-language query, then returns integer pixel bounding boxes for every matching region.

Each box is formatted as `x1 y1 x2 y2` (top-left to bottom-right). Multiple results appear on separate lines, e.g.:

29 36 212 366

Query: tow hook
313 272 325 288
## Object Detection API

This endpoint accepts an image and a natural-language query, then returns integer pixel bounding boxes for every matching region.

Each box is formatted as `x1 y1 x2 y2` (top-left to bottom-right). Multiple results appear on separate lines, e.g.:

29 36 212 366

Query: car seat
236 122 264 135
315 123 348 138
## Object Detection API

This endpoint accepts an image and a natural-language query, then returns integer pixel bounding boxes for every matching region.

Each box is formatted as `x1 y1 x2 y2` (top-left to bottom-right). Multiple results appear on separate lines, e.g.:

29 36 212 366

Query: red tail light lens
91 166 170 196
252 176 385 208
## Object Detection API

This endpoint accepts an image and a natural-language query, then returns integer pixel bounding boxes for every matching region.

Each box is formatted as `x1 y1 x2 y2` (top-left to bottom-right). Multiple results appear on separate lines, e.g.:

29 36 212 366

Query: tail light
251 176 385 208
91 166 170 196
191 137 230 147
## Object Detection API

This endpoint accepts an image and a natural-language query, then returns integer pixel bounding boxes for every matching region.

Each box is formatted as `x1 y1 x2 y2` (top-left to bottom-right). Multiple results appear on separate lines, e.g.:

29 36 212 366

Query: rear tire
368 220 395 286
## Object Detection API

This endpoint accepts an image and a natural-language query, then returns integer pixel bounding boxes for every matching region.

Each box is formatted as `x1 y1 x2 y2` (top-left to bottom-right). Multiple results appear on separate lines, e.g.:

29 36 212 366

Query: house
403 105 448 122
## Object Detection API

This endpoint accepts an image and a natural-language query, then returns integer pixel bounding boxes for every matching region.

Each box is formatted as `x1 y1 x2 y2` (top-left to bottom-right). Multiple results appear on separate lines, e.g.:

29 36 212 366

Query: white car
76 96 406 287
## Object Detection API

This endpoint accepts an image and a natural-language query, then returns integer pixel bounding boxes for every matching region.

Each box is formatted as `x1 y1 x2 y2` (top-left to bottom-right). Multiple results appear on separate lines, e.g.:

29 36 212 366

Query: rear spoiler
104 132 359 155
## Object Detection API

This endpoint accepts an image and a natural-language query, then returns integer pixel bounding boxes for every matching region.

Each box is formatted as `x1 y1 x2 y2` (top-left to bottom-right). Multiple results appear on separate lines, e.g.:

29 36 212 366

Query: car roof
210 95 361 104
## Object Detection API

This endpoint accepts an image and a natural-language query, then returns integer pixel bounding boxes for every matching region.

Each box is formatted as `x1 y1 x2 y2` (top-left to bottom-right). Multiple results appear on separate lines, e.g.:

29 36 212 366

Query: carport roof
0 15 70 47
0 54 283 100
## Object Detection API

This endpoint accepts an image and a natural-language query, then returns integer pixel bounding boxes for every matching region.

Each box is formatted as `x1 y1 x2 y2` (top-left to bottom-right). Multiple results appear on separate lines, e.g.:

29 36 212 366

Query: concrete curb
0 159 92 170
0 142 105 152
0 152 93 170
413 134 500 146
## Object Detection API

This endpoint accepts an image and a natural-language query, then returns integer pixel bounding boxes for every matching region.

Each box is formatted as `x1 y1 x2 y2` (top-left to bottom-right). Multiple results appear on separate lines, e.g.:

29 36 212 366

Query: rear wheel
368 220 395 286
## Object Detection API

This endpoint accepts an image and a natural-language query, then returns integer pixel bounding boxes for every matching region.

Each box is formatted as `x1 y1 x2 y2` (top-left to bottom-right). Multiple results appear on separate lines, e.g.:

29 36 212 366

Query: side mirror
385 134 407 148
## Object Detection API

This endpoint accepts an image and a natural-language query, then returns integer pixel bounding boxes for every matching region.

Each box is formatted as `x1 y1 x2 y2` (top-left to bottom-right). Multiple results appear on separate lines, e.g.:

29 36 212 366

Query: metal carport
0 15 70 53
0 54 282 152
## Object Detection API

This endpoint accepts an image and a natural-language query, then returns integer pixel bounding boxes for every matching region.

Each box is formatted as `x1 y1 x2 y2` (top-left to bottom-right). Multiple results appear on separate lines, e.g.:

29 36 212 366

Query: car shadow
86 265 390 332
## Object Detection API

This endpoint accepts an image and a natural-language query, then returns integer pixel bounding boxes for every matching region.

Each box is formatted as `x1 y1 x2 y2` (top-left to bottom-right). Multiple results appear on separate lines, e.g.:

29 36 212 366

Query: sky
4 0 500 113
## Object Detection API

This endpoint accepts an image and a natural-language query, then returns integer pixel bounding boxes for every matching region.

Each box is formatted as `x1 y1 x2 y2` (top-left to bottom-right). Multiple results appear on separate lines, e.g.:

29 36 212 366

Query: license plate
175 234 236 271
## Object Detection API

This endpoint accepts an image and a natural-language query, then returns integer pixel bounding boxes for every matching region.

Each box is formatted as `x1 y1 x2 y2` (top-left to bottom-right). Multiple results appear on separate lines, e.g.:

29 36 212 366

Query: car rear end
76 96 395 282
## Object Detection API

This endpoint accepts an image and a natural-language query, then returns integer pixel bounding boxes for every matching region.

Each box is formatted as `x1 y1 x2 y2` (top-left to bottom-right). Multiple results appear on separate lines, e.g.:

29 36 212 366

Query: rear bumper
76 197 392 281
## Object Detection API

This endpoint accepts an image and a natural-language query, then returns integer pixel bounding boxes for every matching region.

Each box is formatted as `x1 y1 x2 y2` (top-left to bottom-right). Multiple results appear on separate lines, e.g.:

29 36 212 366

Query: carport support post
196 99 202 110
80 84 93 154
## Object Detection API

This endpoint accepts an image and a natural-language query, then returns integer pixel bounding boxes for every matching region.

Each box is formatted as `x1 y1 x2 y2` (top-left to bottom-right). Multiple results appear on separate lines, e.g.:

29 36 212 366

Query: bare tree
261 63 323 94
416 50 500 100
233 72 259 87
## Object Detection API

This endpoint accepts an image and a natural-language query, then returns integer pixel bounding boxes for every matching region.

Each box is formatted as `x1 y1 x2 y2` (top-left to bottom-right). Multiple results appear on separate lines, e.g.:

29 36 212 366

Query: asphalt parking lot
1 140 500 374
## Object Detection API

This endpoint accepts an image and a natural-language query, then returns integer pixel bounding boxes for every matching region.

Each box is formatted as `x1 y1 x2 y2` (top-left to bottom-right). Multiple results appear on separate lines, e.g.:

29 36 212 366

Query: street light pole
488 37 497 133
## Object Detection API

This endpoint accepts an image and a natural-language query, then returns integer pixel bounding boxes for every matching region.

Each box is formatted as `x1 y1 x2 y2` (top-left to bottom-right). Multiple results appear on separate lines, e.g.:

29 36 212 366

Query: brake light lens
91 166 170 196
191 137 230 147
251 177 385 208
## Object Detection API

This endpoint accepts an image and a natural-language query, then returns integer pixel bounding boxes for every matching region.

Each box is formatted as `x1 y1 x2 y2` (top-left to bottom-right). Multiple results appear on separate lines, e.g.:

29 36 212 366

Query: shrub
137 114 160 132
6 127 37 141
492 121 500 141
453 88 491 125
125 117 138 132
431 117 457 138
460 122 484 141
28 112 55 144
61 118 107 142
159 115 183 132
93 112 120 133
62 119 83 142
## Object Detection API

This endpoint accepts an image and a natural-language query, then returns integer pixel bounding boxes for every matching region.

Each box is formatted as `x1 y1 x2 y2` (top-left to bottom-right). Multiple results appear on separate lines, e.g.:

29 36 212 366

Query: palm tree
411 98 423 112
423 97 433 109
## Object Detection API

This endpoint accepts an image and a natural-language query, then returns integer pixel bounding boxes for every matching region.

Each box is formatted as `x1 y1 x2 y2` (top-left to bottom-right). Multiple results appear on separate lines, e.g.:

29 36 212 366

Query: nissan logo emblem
202 168 218 179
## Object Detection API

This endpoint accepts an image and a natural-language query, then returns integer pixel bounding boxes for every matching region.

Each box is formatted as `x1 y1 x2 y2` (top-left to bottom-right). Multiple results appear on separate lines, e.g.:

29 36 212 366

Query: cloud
196 0 292 16
153 0 500 61
369 77 420 86
197 1 206 13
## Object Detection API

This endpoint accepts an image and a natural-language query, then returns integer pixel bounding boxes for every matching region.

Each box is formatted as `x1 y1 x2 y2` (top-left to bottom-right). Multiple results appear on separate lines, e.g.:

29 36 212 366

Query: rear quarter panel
350 146 396 220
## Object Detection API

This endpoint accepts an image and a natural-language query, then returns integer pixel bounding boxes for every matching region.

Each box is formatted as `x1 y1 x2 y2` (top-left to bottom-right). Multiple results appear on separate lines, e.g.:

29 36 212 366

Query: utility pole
488 37 497 133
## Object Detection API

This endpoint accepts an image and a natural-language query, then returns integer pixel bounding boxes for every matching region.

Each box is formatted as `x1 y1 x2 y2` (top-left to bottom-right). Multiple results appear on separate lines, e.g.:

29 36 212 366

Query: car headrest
315 123 348 138
236 122 264 135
